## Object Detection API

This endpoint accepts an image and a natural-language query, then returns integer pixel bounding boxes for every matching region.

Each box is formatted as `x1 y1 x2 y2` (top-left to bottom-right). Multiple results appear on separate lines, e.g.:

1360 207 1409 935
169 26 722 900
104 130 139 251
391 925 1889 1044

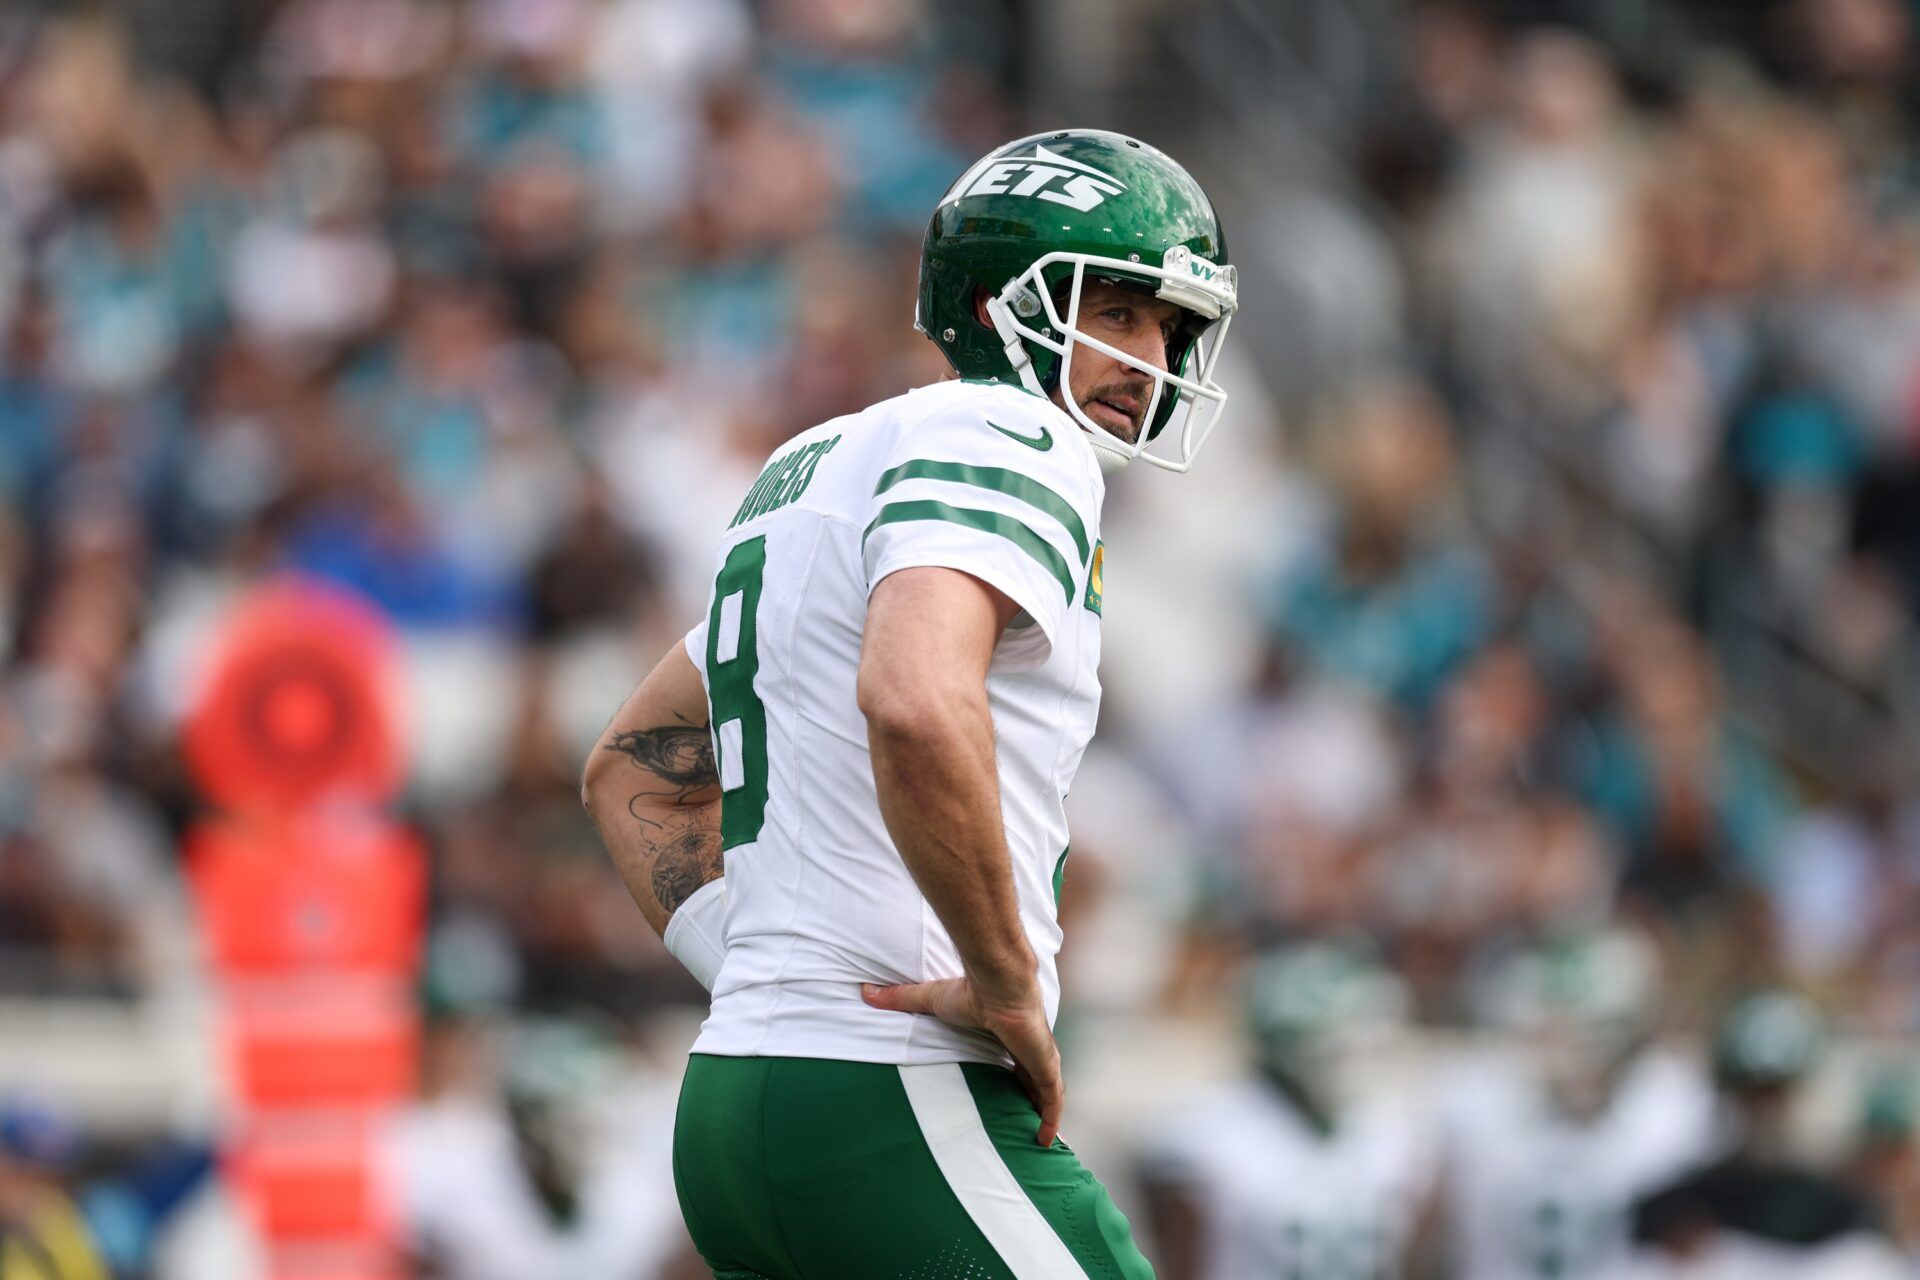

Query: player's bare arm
856 565 1067 1146
582 641 723 939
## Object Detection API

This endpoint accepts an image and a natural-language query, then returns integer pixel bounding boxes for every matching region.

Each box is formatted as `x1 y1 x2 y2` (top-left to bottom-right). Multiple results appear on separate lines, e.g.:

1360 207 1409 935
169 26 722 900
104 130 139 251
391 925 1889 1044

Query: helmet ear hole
969 287 996 329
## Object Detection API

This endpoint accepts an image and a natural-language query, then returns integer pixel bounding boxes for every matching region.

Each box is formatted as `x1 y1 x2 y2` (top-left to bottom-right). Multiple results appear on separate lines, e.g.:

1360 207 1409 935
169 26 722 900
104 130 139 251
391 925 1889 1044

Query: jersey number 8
706 536 769 849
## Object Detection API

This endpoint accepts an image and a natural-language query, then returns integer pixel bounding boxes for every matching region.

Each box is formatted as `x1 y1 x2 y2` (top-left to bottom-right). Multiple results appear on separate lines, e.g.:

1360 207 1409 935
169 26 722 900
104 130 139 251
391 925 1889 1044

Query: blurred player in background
379 1014 702 1279
1137 939 1438 1280
583 127 1236 1277
1439 929 1714 1280
1630 991 1907 1278
1843 1072 1920 1267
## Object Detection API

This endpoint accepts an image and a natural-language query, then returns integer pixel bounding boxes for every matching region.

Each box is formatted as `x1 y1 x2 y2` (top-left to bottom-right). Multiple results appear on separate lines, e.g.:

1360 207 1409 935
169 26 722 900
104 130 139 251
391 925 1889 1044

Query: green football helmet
1713 991 1825 1090
917 129 1238 473
1245 939 1408 1125
1470 930 1661 1118
1471 930 1660 1042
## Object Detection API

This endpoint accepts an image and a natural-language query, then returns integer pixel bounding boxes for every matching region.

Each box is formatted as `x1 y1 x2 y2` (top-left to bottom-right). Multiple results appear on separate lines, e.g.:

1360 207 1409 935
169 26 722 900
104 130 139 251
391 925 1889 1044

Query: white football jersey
1140 1078 1437 1280
684 379 1106 1066
376 1083 688 1279
1441 1049 1716 1280
1622 1233 1913 1280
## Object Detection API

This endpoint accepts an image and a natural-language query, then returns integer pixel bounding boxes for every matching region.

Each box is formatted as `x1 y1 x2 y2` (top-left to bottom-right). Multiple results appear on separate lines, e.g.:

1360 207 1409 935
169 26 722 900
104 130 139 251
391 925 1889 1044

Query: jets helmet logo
942 145 1128 213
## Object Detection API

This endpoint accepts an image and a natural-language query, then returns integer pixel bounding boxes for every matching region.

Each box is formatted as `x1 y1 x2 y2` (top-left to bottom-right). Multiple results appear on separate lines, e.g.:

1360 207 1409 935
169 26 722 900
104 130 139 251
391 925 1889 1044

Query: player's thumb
862 978 967 1020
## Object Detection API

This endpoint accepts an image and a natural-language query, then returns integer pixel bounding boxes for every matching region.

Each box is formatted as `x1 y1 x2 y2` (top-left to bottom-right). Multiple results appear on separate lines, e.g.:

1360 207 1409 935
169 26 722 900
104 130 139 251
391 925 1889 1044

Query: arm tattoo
605 724 717 793
596 717 724 924
650 823 724 914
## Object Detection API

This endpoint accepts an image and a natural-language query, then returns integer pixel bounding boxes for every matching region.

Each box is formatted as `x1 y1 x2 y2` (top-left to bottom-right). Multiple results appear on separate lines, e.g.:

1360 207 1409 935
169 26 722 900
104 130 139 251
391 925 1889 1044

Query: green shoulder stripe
873 460 1090 566
864 499 1075 605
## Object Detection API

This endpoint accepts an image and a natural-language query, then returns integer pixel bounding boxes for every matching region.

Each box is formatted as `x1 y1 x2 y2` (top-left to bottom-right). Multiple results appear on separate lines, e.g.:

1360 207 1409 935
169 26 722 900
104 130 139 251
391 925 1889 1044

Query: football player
581 129 1236 1278
1439 929 1715 1280
1137 940 1438 1280
1629 992 1907 1278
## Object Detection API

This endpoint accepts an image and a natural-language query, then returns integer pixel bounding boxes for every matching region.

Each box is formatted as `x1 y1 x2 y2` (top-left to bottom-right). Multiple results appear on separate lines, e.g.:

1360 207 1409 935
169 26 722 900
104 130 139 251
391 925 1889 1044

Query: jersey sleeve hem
682 619 709 679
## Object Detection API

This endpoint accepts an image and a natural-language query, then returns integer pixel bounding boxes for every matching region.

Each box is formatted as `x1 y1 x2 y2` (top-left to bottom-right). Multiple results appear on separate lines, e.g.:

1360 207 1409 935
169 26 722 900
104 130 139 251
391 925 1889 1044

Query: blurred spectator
1269 374 1492 715
586 0 752 235
454 0 607 169
1768 752 1920 1010
1578 619 1789 895
1382 642 1619 1016
227 128 395 360
1165 637 1403 941
761 0 966 232
1429 28 1641 416
0 1099 211 1280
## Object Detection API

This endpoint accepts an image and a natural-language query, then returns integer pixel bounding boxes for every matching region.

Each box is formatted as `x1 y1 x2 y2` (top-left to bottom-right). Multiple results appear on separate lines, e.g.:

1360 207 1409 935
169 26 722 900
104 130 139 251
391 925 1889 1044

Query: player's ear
972 287 994 328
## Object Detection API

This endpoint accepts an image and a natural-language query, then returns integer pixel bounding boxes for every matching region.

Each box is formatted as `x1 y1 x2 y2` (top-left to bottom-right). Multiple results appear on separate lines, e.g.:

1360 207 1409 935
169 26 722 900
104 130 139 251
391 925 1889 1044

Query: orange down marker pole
183 579 422 1280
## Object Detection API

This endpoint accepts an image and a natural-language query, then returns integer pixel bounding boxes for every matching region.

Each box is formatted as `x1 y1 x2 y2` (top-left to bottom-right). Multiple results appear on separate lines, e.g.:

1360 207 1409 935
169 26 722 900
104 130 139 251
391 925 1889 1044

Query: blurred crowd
0 0 1009 1012
2 0 1920 1275
1138 0 1920 1033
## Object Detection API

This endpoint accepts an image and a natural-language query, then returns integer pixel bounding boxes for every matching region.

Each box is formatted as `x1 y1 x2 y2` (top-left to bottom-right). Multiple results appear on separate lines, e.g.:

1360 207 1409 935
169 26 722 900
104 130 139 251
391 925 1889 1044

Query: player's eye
1100 306 1130 325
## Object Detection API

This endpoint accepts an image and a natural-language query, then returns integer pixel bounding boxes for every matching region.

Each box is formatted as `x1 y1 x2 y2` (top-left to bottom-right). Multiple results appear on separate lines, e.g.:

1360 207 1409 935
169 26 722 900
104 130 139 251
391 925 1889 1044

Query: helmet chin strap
986 295 1041 389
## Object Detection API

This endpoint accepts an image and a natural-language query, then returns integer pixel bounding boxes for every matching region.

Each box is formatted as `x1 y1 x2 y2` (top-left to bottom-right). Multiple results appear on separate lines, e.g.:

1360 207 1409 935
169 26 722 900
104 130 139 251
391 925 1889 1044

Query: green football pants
673 1053 1156 1280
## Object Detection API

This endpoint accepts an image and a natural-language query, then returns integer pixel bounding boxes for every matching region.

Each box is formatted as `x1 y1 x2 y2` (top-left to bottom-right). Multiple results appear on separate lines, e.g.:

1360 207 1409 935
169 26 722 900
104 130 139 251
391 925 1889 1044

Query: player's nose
1124 318 1170 374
